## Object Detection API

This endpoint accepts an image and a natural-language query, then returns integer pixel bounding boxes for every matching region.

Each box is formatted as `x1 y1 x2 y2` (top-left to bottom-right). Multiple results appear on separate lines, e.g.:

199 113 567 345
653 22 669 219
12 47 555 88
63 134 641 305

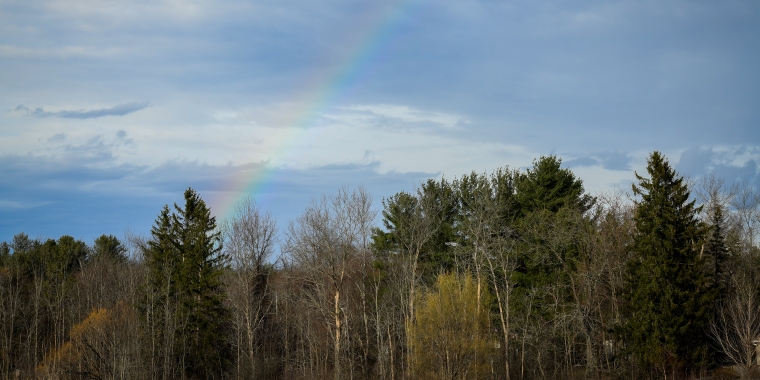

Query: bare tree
455 170 518 379
395 186 451 379
709 274 760 378
695 174 737 220
283 186 375 380
730 182 760 255
221 197 277 379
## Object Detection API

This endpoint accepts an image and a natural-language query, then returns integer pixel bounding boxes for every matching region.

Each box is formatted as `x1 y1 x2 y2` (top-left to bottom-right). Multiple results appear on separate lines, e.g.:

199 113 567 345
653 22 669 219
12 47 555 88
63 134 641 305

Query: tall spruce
515 155 595 216
705 205 729 299
144 188 230 379
620 152 714 374
512 156 592 310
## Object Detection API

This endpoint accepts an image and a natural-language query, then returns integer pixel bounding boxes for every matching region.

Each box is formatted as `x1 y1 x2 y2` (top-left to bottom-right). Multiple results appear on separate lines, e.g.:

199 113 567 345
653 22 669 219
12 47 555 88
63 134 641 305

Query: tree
619 152 714 376
453 169 519 379
511 156 593 312
515 155 595 217
373 178 459 282
143 188 230 379
709 274 760 378
283 186 375 380
410 273 492 380
37 302 140 380
705 205 730 298
220 197 277 378
91 234 127 263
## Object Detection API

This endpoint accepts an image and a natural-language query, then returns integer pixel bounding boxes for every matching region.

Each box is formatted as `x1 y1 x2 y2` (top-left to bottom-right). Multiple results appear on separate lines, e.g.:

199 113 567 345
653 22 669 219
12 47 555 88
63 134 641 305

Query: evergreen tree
143 205 179 379
620 152 714 375
0 242 9 265
144 188 230 379
512 156 592 305
372 178 459 282
705 205 729 299
515 155 595 217
91 234 127 262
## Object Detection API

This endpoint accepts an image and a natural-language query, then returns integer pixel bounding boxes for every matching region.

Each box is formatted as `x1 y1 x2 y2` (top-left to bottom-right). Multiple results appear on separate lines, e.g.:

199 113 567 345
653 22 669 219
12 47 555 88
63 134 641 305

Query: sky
1 0 759 246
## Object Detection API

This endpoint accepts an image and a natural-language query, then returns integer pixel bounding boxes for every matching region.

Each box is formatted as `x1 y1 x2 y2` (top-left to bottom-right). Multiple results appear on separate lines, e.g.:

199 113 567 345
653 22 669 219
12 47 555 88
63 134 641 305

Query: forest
1 151 759 380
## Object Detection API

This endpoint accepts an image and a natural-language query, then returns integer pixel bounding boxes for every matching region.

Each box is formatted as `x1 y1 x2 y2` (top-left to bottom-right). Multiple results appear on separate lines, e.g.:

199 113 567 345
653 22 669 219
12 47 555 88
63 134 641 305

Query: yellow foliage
70 307 110 339
38 302 137 379
410 273 493 380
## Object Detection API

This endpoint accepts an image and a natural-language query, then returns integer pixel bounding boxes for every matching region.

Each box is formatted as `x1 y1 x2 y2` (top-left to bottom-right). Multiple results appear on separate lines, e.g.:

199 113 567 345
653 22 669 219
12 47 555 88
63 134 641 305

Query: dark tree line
1 152 759 380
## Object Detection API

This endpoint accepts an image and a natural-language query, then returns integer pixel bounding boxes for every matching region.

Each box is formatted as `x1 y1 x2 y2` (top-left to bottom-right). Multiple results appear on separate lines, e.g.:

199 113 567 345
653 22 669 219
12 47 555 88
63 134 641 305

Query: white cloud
1 99 535 179
0 200 51 210
337 104 468 130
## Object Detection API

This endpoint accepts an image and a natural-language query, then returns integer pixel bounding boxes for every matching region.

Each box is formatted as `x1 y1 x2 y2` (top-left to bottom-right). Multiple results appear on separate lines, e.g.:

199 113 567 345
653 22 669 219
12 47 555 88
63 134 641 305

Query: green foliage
6 234 89 283
513 207 585 292
46 235 89 281
372 191 418 254
91 234 127 262
705 205 730 299
372 179 460 282
510 157 593 321
454 167 519 240
515 155 595 217
0 242 9 265
620 151 714 373
143 188 231 379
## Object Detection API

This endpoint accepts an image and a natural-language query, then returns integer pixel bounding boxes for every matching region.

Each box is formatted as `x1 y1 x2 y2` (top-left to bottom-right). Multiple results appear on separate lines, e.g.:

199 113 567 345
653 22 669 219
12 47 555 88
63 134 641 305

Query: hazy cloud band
15 101 149 119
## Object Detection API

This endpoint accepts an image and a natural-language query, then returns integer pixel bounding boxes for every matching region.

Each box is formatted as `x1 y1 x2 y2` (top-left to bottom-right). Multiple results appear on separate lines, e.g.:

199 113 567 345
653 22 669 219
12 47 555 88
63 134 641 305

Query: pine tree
92 234 127 262
620 152 714 375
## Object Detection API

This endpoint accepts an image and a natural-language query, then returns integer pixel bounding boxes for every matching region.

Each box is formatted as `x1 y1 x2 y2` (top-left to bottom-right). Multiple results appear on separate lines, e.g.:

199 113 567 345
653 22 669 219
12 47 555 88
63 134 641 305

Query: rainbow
210 0 424 219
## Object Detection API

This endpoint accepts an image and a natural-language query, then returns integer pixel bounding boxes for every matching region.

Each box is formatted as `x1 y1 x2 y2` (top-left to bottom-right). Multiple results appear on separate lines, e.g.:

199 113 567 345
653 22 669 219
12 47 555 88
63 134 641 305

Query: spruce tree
515 155 595 216
620 152 714 375
512 156 593 310
144 188 230 379
705 205 729 299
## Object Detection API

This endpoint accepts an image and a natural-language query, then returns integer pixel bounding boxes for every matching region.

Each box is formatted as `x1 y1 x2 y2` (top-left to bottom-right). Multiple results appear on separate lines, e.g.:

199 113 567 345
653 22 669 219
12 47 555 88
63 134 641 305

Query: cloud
48 133 67 143
0 200 52 211
334 105 468 131
565 151 633 171
0 44 125 59
14 102 149 119
676 146 760 185
0 151 434 244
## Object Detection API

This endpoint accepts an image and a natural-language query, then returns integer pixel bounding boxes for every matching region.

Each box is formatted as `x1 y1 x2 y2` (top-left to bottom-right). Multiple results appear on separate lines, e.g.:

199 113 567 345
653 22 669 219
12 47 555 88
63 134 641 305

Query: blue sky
2 0 759 245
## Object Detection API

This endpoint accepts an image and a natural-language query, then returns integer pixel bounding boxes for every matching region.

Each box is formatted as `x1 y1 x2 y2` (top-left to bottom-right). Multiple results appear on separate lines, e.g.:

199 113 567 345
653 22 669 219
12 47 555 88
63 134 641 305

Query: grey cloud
14 101 149 119
677 147 714 177
0 152 434 243
41 131 135 163
565 152 632 171
676 146 760 186
114 130 134 145
596 152 632 171
565 156 599 168
48 133 66 142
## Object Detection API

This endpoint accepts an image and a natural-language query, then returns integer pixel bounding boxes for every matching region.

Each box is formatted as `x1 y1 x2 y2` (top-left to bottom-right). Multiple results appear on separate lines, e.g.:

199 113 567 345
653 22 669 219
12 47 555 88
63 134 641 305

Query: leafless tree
730 182 760 255
282 186 375 380
455 171 518 379
696 174 737 220
220 197 277 379
710 274 760 378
